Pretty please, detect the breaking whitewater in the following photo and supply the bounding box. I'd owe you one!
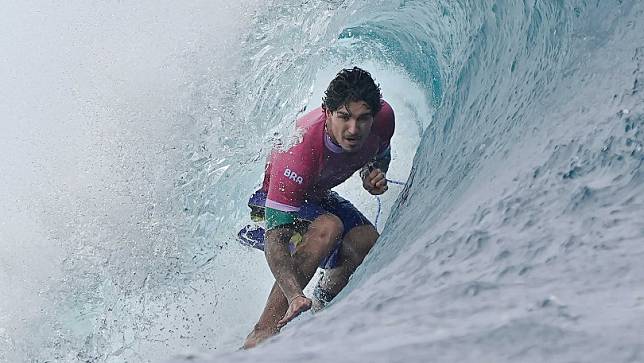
[1,1,643,362]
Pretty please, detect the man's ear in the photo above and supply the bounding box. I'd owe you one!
[324,107,332,120]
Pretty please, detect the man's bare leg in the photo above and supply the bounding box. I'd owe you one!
[243,214,342,349]
[317,224,379,302]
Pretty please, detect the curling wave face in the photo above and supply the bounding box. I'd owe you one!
[203,0,644,362]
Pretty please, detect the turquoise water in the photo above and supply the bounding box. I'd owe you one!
[1,0,643,362]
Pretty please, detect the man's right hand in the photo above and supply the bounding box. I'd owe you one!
[362,168,388,195]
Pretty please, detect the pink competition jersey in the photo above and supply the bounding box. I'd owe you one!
[262,100,395,212]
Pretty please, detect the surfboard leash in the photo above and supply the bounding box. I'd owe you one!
[374,178,407,229]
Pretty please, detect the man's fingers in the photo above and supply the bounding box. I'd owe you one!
[277,317,287,328]
[374,177,387,188]
[363,168,388,194]
[277,296,311,328]
[277,311,293,328]
[369,168,383,179]
[370,174,386,189]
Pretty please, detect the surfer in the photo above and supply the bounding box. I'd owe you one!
[242,67,395,348]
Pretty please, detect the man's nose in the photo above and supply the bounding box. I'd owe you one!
[347,119,359,134]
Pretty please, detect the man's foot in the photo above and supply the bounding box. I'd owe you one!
[242,326,279,349]
[277,295,312,328]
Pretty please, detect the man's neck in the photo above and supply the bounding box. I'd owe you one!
[323,121,343,154]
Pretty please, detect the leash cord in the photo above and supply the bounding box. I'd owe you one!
[374,178,407,229]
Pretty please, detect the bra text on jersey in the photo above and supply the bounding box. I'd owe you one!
[284,168,304,185]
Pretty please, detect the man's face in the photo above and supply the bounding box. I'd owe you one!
[325,100,374,152]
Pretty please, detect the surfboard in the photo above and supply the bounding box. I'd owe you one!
[238,224,266,249]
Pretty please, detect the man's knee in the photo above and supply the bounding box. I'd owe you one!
[299,214,343,255]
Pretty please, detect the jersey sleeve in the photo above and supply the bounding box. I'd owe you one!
[375,100,395,153]
[265,140,318,212]
[373,145,391,174]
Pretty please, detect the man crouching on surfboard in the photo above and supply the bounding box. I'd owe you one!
[242,67,395,348]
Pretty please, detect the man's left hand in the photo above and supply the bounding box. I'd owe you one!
[362,168,388,195]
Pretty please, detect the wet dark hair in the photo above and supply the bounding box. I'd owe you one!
[322,67,382,115]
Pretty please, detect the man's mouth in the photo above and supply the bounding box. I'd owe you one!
[344,136,361,144]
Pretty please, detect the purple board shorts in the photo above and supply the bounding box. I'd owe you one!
[238,189,373,269]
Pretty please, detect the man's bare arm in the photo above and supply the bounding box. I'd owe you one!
[264,227,304,302]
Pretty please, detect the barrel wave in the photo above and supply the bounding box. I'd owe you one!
[2,0,643,362]
[201,0,644,362]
